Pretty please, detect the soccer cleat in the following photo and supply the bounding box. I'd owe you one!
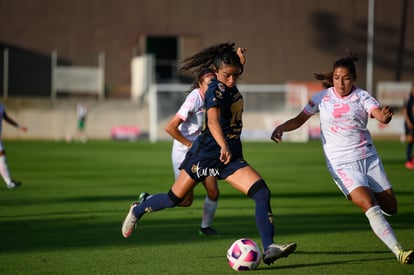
[7,180,21,189]
[397,250,413,264]
[263,243,297,265]
[199,226,220,236]
[405,161,414,169]
[122,202,139,238]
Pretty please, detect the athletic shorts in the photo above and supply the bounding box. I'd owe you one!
[179,151,249,182]
[171,144,189,179]
[327,154,392,197]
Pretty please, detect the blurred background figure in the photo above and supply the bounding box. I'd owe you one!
[76,102,88,143]
[0,103,27,189]
[403,84,414,169]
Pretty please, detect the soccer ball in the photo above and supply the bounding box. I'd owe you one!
[227,238,262,271]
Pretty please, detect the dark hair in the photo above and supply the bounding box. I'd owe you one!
[186,67,216,93]
[180,42,244,76]
[314,52,359,88]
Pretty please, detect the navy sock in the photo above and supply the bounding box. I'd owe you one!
[251,184,274,249]
[406,143,413,161]
[133,193,176,218]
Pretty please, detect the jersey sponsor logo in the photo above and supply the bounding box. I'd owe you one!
[218,83,226,92]
[191,162,220,178]
[332,103,350,118]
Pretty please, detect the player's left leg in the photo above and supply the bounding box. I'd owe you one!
[350,187,412,264]
[226,166,296,265]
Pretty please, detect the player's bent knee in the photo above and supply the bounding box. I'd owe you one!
[168,189,184,206]
[247,179,270,199]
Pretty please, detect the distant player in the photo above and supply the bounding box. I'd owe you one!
[403,84,414,169]
[76,102,87,143]
[0,103,27,189]
[271,52,413,264]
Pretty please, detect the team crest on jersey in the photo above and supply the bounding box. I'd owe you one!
[217,83,226,92]
[215,90,223,99]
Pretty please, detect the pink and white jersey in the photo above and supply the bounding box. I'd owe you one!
[173,88,205,150]
[304,86,380,165]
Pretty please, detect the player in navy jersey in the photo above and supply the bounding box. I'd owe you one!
[122,42,296,265]
[403,84,414,169]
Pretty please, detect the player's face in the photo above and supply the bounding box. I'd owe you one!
[216,64,240,88]
[199,74,215,93]
[333,66,354,97]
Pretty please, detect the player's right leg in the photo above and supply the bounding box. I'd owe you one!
[121,171,196,238]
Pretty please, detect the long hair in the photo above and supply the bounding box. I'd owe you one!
[180,42,244,75]
[186,67,215,93]
[314,52,359,88]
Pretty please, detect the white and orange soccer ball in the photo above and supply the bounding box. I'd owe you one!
[227,238,262,271]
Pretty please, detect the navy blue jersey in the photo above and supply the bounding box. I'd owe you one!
[406,93,414,124]
[189,78,244,160]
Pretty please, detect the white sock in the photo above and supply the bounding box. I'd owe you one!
[365,205,402,256]
[201,196,218,228]
[0,155,12,186]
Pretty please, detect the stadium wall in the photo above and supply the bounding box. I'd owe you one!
[2,98,405,142]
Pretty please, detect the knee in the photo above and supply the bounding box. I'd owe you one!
[168,189,184,207]
[207,189,219,201]
[382,205,397,216]
[179,196,193,207]
[247,179,270,199]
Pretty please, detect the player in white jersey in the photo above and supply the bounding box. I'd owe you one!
[0,103,27,189]
[164,68,220,235]
[270,53,413,264]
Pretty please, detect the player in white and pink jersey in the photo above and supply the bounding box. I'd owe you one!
[271,53,413,264]
[0,103,27,189]
[164,68,220,235]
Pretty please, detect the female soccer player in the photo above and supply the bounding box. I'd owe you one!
[164,67,220,235]
[403,84,414,169]
[122,42,296,265]
[271,53,413,264]
[0,103,27,189]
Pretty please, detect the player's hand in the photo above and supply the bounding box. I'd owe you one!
[19,125,28,132]
[219,145,232,164]
[381,106,394,124]
[270,127,283,143]
[236,47,247,65]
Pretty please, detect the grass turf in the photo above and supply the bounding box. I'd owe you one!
[0,140,413,274]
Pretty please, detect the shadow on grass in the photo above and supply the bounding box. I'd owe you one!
[1,191,413,256]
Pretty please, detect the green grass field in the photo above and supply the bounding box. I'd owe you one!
[0,140,413,274]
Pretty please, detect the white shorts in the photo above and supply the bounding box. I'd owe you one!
[327,154,392,197]
[171,143,189,179]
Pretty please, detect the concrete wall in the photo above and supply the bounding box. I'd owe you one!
[2,98,149,141]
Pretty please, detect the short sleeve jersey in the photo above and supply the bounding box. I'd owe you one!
[304,86,380,165]
[173,88,205,150]
[189,79,244,159]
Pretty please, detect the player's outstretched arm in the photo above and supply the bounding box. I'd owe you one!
[271,111,311,143]
[3,111,28,132]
